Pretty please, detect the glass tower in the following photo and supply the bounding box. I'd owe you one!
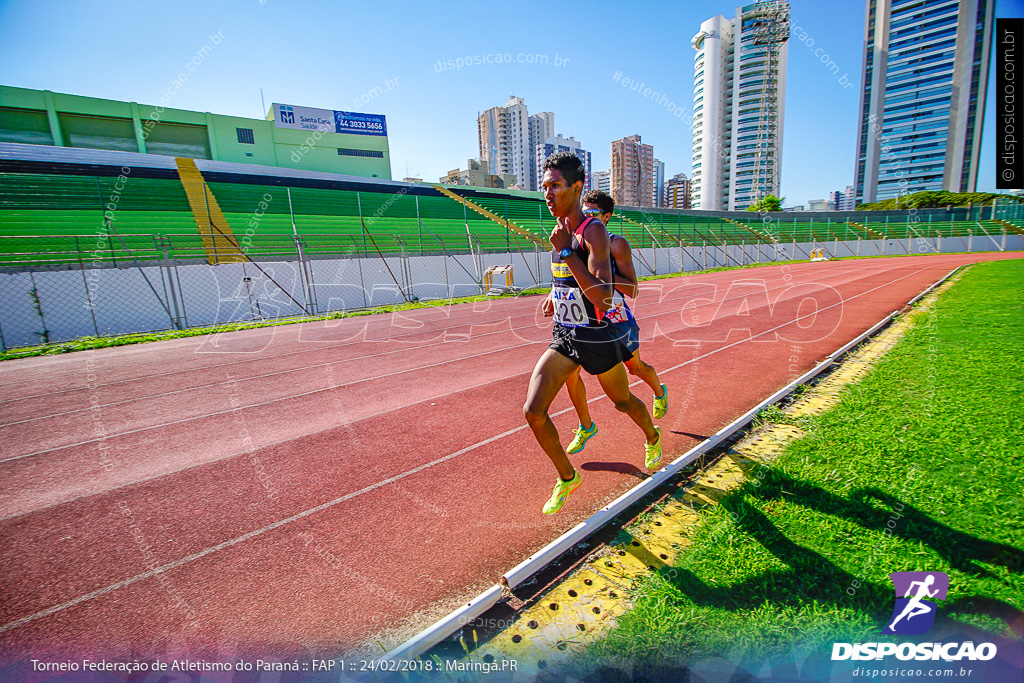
[854,0,993,204]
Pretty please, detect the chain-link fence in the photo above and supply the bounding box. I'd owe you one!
[0,232,529,349]
[3,170,1022,351]
[3,228,1021,351]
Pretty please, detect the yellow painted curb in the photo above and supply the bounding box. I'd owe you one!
[722,216,772,244]
[432,184,544,246]
[849,220,884,239]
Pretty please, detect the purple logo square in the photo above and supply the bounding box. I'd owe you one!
[883,571,949,635]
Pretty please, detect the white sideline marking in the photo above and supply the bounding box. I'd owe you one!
[0,260,878,399]
[0,265,933,634]
[0,422,524,637]
[2,262,876,431]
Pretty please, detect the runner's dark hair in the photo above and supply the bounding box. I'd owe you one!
[542,151,585,186]
[582,190,614,214]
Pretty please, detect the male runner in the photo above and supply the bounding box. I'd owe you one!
[562,190,667,455]
[523,152,661,515]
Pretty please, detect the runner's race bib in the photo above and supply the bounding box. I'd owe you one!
[605,302,628,324]
[552,285,587,327]
[604,289,632,324]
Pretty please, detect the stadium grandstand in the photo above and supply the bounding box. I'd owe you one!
[1,142,1021,268]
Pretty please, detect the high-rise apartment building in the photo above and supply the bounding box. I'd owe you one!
[830,185,856,211]
[653,159,666,208]
[611,134,654,208]
[841,185,855,211]
[665,172,691,209]
[535,134,592,192]
[853,0,993,204]
[593,170,610,194]
[691,2,789,211]
[478,96,553,192]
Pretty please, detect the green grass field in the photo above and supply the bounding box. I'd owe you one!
[582,259,1024,674]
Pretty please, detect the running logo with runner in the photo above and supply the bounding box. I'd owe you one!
[883,571,949,635]
[552,286,587,327]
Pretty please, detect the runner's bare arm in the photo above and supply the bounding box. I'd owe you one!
[580,222,615,312]
[549,221,614,312]
[610,236,639,298]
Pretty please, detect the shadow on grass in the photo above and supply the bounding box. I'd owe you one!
[659,466,1023,637]
[571,463,1023,682]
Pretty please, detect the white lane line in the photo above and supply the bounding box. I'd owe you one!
[0,264,935,634]
[0,259,884,398]
[0,422,527,637]
[1,262,881,426]
[0,263,915,462]
[0,358,551,522]
[0,338,539,463]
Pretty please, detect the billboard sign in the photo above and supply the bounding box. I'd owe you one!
[272,103,387,137]
[333,110,387,136]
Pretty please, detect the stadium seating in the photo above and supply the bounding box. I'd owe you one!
[1,144,1020,268]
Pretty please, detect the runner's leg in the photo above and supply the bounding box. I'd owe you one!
[623,348,664,397]
[564,365,593,429]
[595,363,658,444]
[524,349,582,480]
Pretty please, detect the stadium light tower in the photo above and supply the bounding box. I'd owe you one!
[749,0,790,208]
[691,2,789,210]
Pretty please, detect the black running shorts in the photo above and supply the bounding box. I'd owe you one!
[549,324,634,376]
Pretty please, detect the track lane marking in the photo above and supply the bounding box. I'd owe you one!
[0,263,894,427]
[0,264,895,455]
[0,260,892,399]
[0,264,937,632]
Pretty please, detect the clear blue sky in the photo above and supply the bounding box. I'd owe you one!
[0,0,1021,206]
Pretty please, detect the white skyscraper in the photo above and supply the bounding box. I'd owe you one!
[478,96,553,192]
[691,2,789,211]
[528,111,555,189]
[653,159,665,208]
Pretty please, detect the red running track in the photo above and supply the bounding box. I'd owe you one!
[0,252,1019,665]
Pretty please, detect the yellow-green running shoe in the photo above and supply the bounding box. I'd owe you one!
[644,426,663,470]
[566,421,598,454]
[653,384,668,419]
[542,470,582,515]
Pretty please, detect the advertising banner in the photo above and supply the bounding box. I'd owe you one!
[272,104,387,137]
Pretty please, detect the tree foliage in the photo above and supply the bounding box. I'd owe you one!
[856,191,1018,211]
[745,195,784,212]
